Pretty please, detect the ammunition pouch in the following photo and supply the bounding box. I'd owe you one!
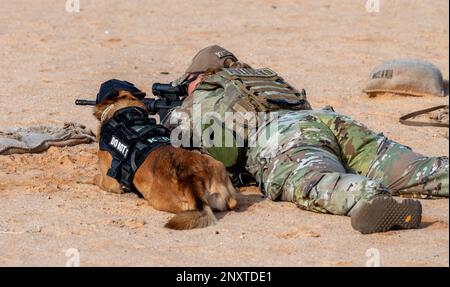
[219,68,312,113]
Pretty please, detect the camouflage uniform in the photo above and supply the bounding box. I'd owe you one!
[246,110,448,215]
[163,45,448,220]
[166,88,448,216]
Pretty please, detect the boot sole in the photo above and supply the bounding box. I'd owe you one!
[351,196,422,234]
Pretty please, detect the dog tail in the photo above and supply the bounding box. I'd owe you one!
[165,176,217,230]
[165,205,217,230]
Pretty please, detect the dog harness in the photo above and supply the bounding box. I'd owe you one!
[99,106,171,197]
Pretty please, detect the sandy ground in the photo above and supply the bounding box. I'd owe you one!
[0,0,448,267]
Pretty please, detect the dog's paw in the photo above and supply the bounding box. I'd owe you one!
[93,174,102,186]
[107,185,125,194]
[227,197,238,210]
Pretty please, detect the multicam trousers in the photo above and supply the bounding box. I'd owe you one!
[246,110,449,215]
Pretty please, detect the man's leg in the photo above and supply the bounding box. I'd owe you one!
[265,147,389,216]
[266,147,422,234]
[365,141,448,198]
[247,111,423,233]
[247,111,388,215]
[316,111,449,198]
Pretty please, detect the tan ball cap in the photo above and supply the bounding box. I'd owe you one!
[185,45,238,73]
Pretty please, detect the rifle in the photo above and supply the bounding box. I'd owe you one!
[75,80,186,121]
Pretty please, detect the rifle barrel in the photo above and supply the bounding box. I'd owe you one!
[75,99,97,106]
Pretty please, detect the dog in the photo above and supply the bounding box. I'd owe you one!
[93,91,237,230]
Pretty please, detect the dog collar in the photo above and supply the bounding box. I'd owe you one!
[101,104,115,122]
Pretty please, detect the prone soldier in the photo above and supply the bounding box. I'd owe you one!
[162,45,449,234]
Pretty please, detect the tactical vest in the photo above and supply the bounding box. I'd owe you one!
[200,67,311,114]
[100,106,171,196]
[191,67,312,180]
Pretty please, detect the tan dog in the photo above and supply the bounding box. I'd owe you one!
[93,91,237,229]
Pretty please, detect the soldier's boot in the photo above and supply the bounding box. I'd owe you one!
[350,195,422,234]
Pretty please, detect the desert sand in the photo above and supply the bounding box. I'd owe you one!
[0,0,448,267]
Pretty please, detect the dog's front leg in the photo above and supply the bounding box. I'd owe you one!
[95,151,124,194]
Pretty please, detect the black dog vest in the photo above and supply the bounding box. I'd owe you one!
[99,106,171,197]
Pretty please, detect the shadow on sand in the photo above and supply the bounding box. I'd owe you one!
[215,191,266,220]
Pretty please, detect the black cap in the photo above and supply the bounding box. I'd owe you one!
[96,79,146,104]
